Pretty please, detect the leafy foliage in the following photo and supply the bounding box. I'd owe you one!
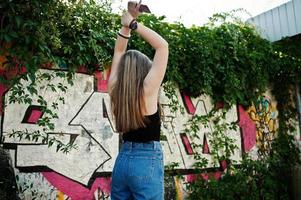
[186,132,300,200]
[1,1,300,106]
[0,1,300,199]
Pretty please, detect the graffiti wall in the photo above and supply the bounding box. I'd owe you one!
[0,68,280,199]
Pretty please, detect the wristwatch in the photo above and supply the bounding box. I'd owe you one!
[129,19,138,30]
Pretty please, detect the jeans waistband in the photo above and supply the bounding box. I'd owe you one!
[122,141,162,150]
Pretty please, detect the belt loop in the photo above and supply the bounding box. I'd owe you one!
[155,141,161,150]
[151,141,155,149]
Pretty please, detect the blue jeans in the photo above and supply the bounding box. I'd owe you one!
[111,141,164,200]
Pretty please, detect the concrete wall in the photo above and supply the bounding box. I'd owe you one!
[0,68,282,200]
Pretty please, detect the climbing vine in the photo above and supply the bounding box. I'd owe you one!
[1,1,300,108]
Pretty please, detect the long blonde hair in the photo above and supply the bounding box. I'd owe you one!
[110,50,152,133]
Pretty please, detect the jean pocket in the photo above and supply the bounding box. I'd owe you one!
[128,156,155,181]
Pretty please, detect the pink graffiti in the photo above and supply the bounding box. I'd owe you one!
[0,84,8,113]
[42,172,111,200]
[215,102,224,109]
[77,65,88,73]
[72,65,110,93]
[0,64,27,80]
[180,133,193,155]
[94,71,109,93]
[186,171,223,182]
[238,105,256,152]
[27,109,43,123]
[181,92,196,115]
[219,160,227,171]
[202,135,210,154]
[180,92,257,152]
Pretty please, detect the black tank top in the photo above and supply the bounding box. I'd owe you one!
[122,110,161,142]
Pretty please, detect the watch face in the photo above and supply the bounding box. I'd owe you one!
[133,22,138,30]
[130,21,138,30]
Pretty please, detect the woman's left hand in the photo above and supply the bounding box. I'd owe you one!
[121,11,135,27]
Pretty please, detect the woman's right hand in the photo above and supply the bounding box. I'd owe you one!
[127,1,141,19]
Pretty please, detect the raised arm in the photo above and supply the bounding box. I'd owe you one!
[108,14,131,92]
[135,23,169,95]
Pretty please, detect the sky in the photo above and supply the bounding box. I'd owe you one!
[109,0,290,27]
